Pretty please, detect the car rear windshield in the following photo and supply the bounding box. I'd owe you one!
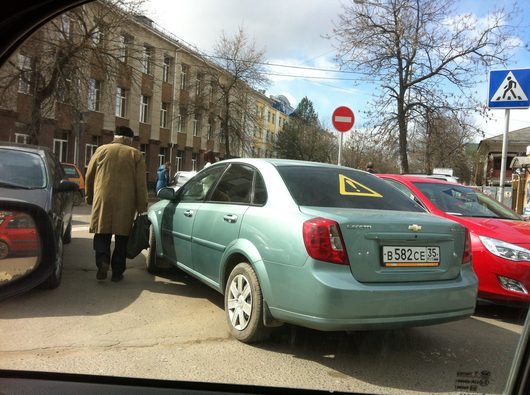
[0,149,46,189]
[62,165,77,177]
[277,166,424,211]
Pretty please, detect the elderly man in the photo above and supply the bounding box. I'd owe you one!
[85,126,148,282]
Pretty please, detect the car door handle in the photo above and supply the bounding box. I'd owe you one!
[184,210,193,217]
[223,214,238,223]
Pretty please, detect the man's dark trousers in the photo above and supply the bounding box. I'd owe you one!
[93,233,128,276]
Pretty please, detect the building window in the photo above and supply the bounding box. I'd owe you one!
[160,102,169,128]
[272,113,276,124]
[18,54,32,94]
[158,147,168,167]
[193,117,199,137]
[115,87,128,117]
[195,74,202,96]
[88,79,101,111]
[14,133,29,144]
[140,144,147,155]
[207,122,212,140]
[176,150,183,171]
[175,115,182,133]
[85,139,99,168]
[180,64,188,90]
[118,34,131,62]
[92,23,104,45]
[140,95,150,123]
[191,152,197,171]
[53,138,68,162]
[163,56,172,83]
[142,45,153,75]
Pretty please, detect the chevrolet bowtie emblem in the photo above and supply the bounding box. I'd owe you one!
[408,224,422,232]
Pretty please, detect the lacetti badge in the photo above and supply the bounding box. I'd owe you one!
[408,224,422,232]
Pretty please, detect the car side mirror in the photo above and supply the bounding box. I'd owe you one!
[157,187,176,200]
[0,200,57,300]
[57,180,79,192]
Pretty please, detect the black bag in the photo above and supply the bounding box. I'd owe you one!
[126,214,150,259]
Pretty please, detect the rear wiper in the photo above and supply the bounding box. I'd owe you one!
[0,181,32,189]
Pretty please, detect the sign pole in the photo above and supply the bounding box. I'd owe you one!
[499,109,510,202]
[332,106,355,167]
[338,132,343,166]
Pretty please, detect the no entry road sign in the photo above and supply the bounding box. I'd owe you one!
[332,106,355,132]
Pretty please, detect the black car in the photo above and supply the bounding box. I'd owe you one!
[0,142,78,293]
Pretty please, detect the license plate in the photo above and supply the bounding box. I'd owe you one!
[382,246,440,267]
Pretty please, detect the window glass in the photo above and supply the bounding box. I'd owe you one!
[414,182,522,219]
[277,165,423,211]
[253,170,267,205]
[179,165,225,202]
[0,149,46,188]
[210,164,253,204]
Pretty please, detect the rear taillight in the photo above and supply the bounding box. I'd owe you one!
[462,229,472,265]
[303,217,349,265]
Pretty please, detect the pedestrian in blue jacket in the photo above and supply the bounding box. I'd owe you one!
[156,162,171,193]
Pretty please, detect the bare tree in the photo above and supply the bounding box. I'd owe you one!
[342,130,400,173]
[209,26,269,158]
[331,0,520,173]
[0,0,149,144]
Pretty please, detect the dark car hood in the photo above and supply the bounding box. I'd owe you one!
[0,187,49,211]
[453,216,530,245]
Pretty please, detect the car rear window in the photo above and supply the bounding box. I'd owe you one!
[62,165,77,177]
[277,166,424,211]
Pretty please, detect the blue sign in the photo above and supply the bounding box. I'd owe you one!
[488,69,530,109]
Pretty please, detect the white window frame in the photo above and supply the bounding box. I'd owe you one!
[18,54,32,94]
[142,45,152,75]
[119,34,130,62]
[53,138,68,162]
[160,102,169,128]
[207,123,212,140]
[180,65,187,90]
[175,152,183,172]
[14,133,29,144]
[163,56,171,83]
[191,153,197,171]
[139,95,150,124]
[175,115,182,133]
[193,118,198,137]
[115,87,127,118]
[88,79,101,111]
[85,143,98,168]
[195,76,201,96]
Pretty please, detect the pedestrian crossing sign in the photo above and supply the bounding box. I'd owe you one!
[488,69,530,109]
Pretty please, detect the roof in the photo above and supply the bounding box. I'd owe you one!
[477,127,530,154]
[0,141,50,155]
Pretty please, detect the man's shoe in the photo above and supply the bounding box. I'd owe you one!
[111,273,124,282]
[96,263,109,280]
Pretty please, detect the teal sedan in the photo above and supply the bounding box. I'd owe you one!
[147,159,478,343]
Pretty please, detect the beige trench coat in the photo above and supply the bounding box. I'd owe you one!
[85,141,148,236]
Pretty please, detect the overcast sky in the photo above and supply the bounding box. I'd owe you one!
[146,0,530,140]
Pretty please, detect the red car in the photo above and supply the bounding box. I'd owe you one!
[0,212,39,259]
[378,174,530,305]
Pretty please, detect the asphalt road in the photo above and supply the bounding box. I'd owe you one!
[0,204,527,395]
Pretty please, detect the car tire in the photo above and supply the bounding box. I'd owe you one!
[0,240,9,259]
[63,221,72,244]
[224,262,270,343]
[146,226,169,274]
[42,235,63,289]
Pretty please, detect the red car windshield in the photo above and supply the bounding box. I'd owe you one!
[413,182,522,220]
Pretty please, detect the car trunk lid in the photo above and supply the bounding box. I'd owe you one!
[300,207,465,283]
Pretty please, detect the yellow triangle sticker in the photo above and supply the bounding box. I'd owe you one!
[339,174,383,197]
